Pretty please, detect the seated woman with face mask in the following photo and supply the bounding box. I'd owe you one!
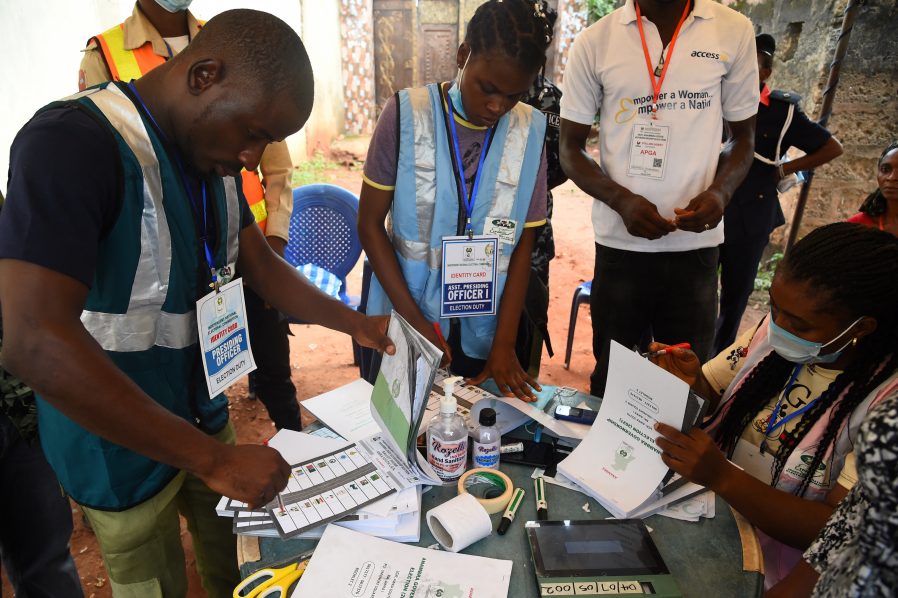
[648,222,898,589]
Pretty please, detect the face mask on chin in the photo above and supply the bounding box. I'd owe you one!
[155,0,193,13]
[767,316,864,365]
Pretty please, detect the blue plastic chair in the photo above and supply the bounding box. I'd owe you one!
[284,183,363,308]
[564,280,592,370]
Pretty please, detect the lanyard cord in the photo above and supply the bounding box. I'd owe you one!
[635,0,691,117]
[763,365,821,441]
[126,81,218,284]
[445,92,493,238]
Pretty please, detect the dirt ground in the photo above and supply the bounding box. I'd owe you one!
[2,161,765,597]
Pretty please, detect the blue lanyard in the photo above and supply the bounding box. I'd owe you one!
[445,93,493,238]
[126,82,218,288]
[764,364,819,439]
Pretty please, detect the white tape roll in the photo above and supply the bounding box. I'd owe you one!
[426,492,493,552]
[456,468,514,514]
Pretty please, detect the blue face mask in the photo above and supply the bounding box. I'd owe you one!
[155,0,193,13]
[448,55,470,121]
[767,316,863,365]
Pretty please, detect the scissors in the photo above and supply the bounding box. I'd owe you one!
[233,559,310,598]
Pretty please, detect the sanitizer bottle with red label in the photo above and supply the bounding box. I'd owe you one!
[427,376,468,483]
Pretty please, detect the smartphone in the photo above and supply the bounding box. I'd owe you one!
[553,405,598,425]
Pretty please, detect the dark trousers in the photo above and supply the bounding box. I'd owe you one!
[714,234,769,355]
[0,414,83,598]
[244,286,300,431]
[589,244,718,397]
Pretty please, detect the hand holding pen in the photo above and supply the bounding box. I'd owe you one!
[641,342,690,358]
[643,342,702,388]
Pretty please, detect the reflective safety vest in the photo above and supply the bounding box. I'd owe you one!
[90,21,268,232]
[36,82,243,510]
[366,83,546,359]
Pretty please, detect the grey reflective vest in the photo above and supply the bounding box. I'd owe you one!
[366,83,546,359]
[36,82,242,510]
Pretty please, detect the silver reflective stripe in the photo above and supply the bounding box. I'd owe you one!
[393,237,442,270]
[408,87,438,245]
[82,310,197,352]
[77,86,193,352]
[486,103,532,274]
[223,177,240,265]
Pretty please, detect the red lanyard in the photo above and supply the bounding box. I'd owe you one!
[635,0,691,118]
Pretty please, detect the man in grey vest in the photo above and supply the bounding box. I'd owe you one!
[0,10,393,596]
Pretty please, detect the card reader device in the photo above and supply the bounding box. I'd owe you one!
[526,520,682,597]
[553,405,598,425]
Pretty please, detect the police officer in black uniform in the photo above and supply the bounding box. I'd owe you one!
[714,33,844,354]
[517,2,567,376]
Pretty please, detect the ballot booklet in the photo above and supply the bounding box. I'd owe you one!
[291,524,512,598]
[558,340,696,518]
[360,311,445,489]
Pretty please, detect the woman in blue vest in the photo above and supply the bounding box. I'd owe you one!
[360,0,552,401]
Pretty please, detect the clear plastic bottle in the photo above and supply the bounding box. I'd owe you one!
[472,408,500,469]
[426,376,468,483]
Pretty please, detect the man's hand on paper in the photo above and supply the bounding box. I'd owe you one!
[653,423,734,491]
[648,342,702,387]
[467,346,541,402]
[197,444,291,509]
[351,314,397,355]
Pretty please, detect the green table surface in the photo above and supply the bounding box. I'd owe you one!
[238,386,764,598]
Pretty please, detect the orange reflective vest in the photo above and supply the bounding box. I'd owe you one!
[89,22,268,233]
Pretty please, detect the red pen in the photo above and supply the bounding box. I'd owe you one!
[432,322,447,348]
[642,342,691,358]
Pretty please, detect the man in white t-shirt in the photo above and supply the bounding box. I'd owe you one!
[559,0,758,396]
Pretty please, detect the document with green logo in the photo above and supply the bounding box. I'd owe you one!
[558,340,689,517]
[291,525,511,598]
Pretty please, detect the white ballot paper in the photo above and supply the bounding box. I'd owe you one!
[291,525,512,598]
[558,341,689,518]
[301,379,380,442]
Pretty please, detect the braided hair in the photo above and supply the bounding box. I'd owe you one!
[857,141,898,217]
[715,223,898,496]
[465,0,554,74]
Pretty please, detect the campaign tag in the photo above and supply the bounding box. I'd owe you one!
[627,120,670,180]
[484,216,518,245]
[197,278,256,398]
[732,438,776,485]
[440,235,498,318]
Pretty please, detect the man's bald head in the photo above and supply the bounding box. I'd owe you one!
[143,9,315,176]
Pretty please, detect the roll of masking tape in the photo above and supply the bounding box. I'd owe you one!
[456,468,514,515]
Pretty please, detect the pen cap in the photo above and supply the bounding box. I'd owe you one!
[478,408,496,427]
[441,376,463,413]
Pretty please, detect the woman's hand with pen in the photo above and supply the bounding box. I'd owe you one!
[646,341,702,387]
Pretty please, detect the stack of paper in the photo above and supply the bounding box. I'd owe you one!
[557,341,692,518]
[217,429,423,541]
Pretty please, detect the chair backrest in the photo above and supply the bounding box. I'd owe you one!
[284,183,363,292]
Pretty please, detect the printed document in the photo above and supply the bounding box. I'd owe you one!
[558,341,689,517]
[291,525,512,598]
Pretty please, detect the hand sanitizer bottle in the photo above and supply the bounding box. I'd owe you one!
[427,376,468,483]
[472,408,500,469]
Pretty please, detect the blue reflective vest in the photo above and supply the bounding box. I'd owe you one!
[367,83,545,359]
